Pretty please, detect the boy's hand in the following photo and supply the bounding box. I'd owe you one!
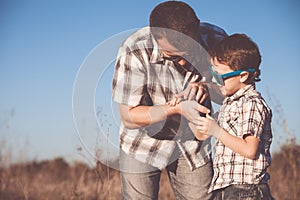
[189,122,210,141]
[197,114,222,138]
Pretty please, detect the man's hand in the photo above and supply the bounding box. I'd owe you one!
[174,82,210,104]
[178,100,210,125]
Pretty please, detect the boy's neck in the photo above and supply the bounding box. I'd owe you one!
[227,83,254,98]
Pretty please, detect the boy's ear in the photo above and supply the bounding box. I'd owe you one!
[239,71,249,83]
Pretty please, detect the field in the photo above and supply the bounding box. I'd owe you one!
[0,141,299,200]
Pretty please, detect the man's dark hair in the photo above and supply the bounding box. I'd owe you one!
[149,1,200,49]
[211,34,262,83]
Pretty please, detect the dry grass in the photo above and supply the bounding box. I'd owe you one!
[268,139,300,200]
[0,158,117,199]
[0,157,174,199]
[0,141,299,199]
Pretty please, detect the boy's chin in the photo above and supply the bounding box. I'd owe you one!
[220,86,228,96]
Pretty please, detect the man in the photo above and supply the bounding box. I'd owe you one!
[112,1,227,199]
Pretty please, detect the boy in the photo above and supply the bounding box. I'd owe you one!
[195,34,274,199]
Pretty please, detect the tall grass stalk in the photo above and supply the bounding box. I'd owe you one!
[106,127,111,200]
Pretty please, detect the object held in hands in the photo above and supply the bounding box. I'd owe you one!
[199,97,211,117]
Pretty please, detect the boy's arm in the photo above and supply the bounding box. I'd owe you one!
[197,115,259,159]
[215,128,259,159]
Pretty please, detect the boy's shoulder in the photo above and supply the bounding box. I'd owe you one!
[243,88,272,113]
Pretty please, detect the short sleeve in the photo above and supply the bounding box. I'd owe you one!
[241,99,267,139]
[112,46,147,107]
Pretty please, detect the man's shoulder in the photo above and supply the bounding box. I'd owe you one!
[121,26,154,49]
[200,22,227,36]
[199,22,228,51]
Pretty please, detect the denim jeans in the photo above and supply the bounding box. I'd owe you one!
[120,149,213,200]
[214,183,274,200]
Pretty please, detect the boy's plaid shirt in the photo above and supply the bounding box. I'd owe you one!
[209,85,273,192]
[112,24,227,170]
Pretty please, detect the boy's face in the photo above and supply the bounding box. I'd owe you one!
[211,58,248,97]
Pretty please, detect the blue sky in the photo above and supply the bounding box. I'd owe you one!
[1,0,299,164]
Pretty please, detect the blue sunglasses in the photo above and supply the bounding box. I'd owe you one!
[209,66,256,85]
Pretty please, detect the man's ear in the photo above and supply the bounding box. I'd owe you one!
[239,71,249,83]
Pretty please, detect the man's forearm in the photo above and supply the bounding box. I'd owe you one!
[119,104,179,129]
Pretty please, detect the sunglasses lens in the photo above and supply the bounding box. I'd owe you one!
[209,66,224,85]
[163,56,183,62]
[215,76,224,85]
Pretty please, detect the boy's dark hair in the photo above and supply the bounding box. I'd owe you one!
[149,1,200,50]
[211,34,262,83]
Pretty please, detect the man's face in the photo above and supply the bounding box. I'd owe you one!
[157,37,188,66]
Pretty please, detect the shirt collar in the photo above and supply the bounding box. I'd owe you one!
[149,34,165,64]
[224,84,255,104]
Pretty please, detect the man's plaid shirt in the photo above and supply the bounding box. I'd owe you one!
[209,85,273,192]
[112,23,227,170]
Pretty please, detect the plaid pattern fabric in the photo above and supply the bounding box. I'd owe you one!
[209,85,273,192]
[112,23,227,170]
